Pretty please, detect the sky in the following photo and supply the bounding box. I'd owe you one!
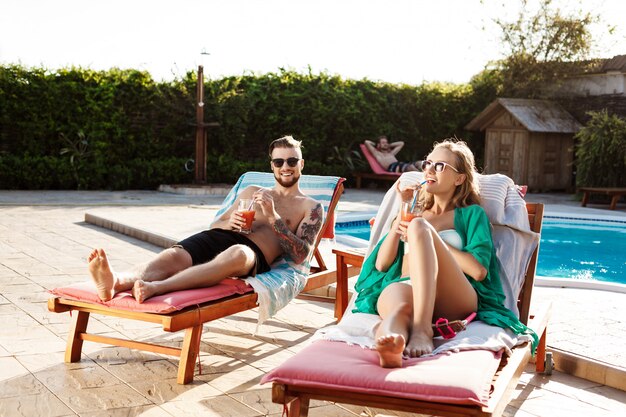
[1,0,625,85]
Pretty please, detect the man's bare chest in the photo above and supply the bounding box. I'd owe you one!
[275,200,305,231]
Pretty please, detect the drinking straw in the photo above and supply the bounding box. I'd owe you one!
[247,199,255,211]
[410,180,428,211]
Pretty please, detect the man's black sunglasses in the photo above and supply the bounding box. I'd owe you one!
[271,157,301,168]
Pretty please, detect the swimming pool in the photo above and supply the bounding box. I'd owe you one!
[335,216,626,285]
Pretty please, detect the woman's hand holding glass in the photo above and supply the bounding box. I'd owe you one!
[398,200,423,241]
[395,181,423,242]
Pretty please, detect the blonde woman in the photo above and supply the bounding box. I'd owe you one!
[353,139,537,368]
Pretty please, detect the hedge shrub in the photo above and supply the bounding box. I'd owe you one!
[575,110,626,188]
[0,65,493,189]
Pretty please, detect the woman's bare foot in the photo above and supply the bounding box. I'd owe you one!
[404,329,434,358]
[375,334,405,368]
[88,249,116,301]
[132,280,158,303]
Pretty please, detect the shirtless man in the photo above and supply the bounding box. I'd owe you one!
[364,136,419,173]
[87,136,324,303]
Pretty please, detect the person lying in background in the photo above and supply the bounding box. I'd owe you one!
[364,136,419,172]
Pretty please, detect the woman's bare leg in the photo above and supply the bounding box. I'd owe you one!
[374,282,413,367]
[404,219,477,357]
[88,247,192,301]
[132,244,257,303]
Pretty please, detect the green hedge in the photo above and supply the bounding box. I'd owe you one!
[0,154,192,190]
[0,65,494,189]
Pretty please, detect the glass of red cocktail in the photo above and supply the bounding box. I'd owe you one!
[237,199,256,234]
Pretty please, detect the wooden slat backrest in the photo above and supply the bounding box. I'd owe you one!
[517,203,544,325]
[311,180,345,272]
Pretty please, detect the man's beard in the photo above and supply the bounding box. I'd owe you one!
[275,172,300,188]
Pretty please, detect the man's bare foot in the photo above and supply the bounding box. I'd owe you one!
[88,249,116,301]
[132,280,158,303]
[375,334,405,368]
[404,330,434,358]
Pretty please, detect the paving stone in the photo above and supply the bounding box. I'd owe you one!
[129,378,222,405]
[52,384,153,413]
[198,364,266,394]
[1,191,624,417]
[0,391,74,417]
[159,395,262,417]
[78,405,172,417]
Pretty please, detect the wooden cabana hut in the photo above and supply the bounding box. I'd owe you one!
[466,98,581,191]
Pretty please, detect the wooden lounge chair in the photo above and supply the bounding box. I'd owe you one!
[578,187,626,210]
[47,172,345,384]
[353,144,401,188]
[266,202,551,417]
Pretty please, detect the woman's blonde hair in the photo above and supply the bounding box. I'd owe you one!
[421,138,480,209]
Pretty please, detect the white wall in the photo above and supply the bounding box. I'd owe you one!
[558,72,626,96]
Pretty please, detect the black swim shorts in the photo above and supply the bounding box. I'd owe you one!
[388,161,416,173]
[388,161,407,172]
[175,228,271,276]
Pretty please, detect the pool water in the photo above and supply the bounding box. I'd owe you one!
[335,218,626,284]
[537,219,625,283]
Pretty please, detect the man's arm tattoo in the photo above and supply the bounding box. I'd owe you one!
[273,204,324,264]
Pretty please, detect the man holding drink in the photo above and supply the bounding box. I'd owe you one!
[236,199,256,234]
[87,136,324,303]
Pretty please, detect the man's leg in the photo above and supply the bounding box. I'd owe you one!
[88,247,192,301]
[132,244,257,303]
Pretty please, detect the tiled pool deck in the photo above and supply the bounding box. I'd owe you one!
[0,188,625,416]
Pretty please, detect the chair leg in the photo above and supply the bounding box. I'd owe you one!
[580,191,589,207]
[65,310,90,363]
[288,396,310,417]
[177,324,203,384]
[535,327,547,373]
[334,257,348,320]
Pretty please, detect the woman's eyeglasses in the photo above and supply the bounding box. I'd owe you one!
[271,157,301,168]
[420,160,459,173]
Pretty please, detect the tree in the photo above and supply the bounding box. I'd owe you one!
[491,0,604,98]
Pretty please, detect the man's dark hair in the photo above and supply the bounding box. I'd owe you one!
[268,135,302,157]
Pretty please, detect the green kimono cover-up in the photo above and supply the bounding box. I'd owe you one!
[353,204,538,352]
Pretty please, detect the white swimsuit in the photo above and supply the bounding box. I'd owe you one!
[438,229,463,250]
[403,229,463,255]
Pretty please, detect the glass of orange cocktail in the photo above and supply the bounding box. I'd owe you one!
[400,200,422,241]
[237,199,256,234]
[401,200,422,222]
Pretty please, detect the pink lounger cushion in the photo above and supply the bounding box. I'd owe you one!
[262,340,502,406]
[49,278,254,314]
